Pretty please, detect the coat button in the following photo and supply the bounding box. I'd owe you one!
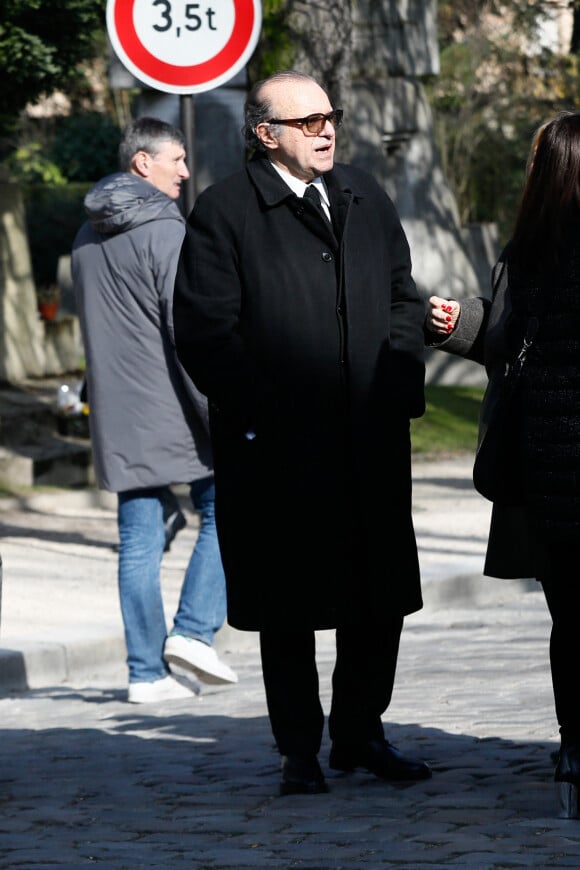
[322,252,333,262]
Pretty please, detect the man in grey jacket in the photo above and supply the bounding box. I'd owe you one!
[72,117,237,703]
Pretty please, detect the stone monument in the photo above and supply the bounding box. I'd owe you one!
[0,169,45,381]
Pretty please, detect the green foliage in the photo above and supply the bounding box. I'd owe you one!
[411,385,484,456]
[4,111,121,189]
[0,0,107,152]
[50,112,122,182]
[247,0,294,84]
[5,142,67,185]
[428,1,580,243]
[23,182,90,288]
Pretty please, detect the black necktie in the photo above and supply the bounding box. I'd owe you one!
[304,184,331,225]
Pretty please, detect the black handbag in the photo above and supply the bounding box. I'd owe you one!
[472,260,539,507]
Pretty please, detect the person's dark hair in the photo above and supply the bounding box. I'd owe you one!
[118,116,186,171]
[511,111,580,273]
[242,70,322,151]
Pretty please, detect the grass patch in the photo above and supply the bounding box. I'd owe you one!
[411,384,484,456]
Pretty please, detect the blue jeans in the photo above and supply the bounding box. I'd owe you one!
[117,477,227,682]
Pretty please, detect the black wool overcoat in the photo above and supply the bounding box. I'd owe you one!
[424,248,541,581]
[174,154,426,631]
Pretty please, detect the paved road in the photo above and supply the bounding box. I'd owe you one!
[1,457,578,869]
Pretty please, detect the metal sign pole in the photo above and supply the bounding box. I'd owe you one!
[180,94,196,217]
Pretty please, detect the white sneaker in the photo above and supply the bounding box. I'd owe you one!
[127,674,200,704]
[164,635,238,685]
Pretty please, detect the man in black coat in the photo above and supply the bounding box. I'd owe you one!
[174,70,431,795]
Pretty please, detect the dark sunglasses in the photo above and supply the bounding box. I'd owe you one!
[267,109,343,136]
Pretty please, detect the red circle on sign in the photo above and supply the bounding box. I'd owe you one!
[113,0,257,87]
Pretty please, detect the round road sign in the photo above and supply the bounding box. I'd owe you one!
[107,0,262,94]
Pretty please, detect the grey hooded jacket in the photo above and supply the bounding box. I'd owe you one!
[72,172,213,492]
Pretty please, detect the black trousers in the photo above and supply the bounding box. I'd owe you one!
[259,616,403,757]
[540,553,580,738]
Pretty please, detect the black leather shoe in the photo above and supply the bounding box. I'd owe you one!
[556,737,580,783]
[555,737,580,819]
[280,754,329,796]
[329,737,431,781]
[164,508,187,552]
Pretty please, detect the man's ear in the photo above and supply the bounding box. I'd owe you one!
[255,123,278,152]
[131,150,151,178]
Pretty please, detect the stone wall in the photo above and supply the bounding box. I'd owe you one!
[0,173,84,381]
[0,172,45,381]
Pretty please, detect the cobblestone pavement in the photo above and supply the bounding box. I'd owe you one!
[1,459,580,868]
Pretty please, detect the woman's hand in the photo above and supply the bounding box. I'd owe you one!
[427,296,460,335]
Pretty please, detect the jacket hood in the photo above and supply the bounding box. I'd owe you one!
[83,172,183,235]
